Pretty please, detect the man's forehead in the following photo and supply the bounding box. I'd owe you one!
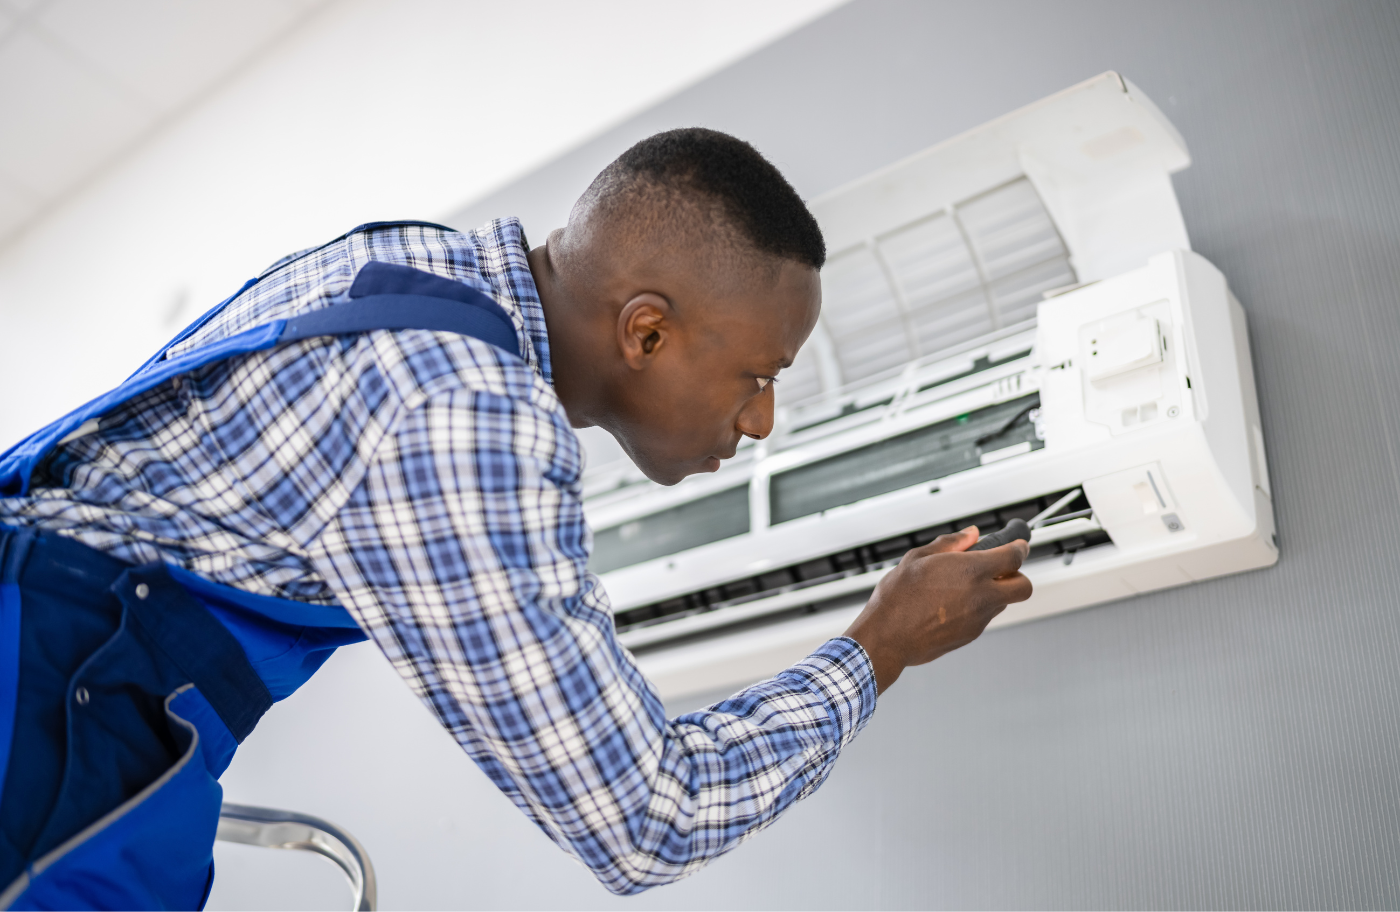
[713,260,819,310]
[703,287,815,334]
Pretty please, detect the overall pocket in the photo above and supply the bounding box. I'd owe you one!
[0,545,270,911]
[3,685,227,912]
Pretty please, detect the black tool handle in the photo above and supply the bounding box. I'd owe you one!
[967,517,1032,551]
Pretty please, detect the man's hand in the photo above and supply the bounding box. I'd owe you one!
[842,527,1033,694]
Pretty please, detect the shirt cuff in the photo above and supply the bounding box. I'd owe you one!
[783,636,879,747]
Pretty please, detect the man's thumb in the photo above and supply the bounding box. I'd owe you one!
[922,525,979,553]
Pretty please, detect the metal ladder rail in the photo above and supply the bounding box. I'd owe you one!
[216,802,377,911]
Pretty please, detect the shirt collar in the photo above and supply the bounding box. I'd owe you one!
[473,218,554,387]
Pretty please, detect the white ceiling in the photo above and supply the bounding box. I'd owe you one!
[0,0,329,247]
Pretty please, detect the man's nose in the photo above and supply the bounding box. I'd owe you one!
[736,387,775,440]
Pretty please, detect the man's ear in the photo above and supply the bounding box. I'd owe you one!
[617,293,674,370]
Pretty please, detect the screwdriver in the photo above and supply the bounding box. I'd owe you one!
[967,517,1032,551]
[966,488,1085,551]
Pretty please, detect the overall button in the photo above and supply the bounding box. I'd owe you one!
[75,687,90,706]
[135,583,149,599]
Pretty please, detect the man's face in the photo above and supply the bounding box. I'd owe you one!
[608,260,821,485]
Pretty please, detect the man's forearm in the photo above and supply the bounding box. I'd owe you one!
[447,635,877,894]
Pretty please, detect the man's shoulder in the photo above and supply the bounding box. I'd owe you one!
[169,219,546,373]
[166,217,559,420]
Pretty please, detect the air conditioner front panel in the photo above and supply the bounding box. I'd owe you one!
[581,76,1274,702]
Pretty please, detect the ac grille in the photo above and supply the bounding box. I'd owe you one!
[614,487,1108,636]
[777,176,1074,408]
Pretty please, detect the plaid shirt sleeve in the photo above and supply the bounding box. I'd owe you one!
[310,375,878,894]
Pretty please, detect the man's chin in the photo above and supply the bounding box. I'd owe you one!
[639,455,721,486]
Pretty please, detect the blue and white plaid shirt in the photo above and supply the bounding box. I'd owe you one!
[0,220,877,894]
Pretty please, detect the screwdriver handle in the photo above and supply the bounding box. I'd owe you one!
[967,517,1032,551]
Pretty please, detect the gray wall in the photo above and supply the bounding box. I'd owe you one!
[212,2,1400,909]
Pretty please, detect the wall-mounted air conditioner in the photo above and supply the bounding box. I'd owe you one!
[579,73,1277,701]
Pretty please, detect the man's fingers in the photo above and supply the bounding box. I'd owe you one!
[1001,571,1034,603]
[971,539,1029,579]
[966,575,1033,624]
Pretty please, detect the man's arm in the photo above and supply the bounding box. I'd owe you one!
[310,377,1026,894]
[310,381,881,893]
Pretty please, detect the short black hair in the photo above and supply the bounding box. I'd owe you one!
[583,128,826,270]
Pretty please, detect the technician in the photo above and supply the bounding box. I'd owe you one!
[0,129,1031,909]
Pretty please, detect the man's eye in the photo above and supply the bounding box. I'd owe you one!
[756,377,772,391]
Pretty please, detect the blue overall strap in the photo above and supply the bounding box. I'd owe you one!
[0,261,520,497]
[283,260,521,352]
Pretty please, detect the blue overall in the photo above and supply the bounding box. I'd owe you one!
[0,222,522,910]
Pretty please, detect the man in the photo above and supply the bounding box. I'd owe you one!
[0,128,1030,907]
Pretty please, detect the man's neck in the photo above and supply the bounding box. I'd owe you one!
[529,241,607,430]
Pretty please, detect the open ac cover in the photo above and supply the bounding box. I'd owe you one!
[579,72,1278,701]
